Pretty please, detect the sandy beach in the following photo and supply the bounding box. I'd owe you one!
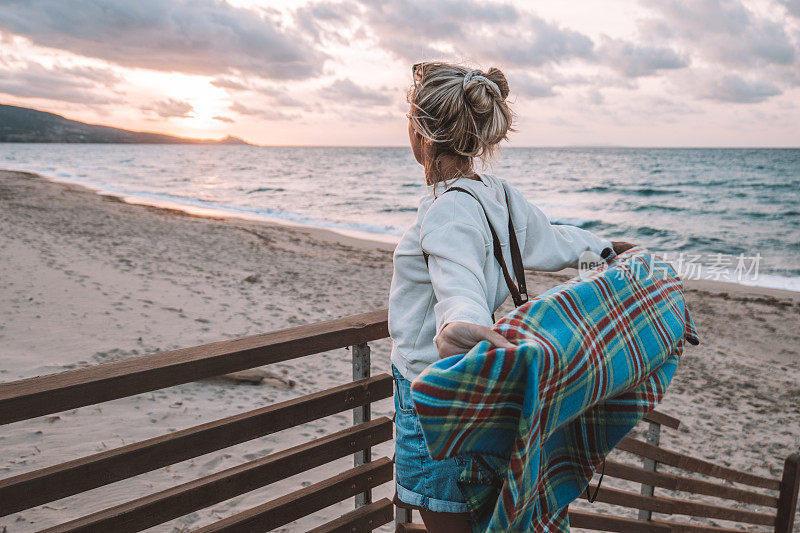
[1,170,798,532]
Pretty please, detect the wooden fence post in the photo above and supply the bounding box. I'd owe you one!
[775,453,800,533]
[638,421,661,521]
[395,507,413,528]
[352,342,372,508]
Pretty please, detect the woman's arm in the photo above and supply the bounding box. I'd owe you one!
[612,241,635,254]
[518,196,615,271]
[421,220,514,358]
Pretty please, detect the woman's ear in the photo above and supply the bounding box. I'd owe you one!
[413,128,426,147]
[409,123,426,165]
[420,135,436,162]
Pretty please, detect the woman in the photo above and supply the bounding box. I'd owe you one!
[388,62,633,532]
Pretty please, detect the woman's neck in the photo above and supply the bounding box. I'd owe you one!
[425,154,477,185]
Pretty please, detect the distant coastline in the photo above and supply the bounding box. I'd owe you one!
[0,103,251,145]
[1,104,796,148]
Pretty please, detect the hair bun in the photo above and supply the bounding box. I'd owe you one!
[462,70,501,98]
[407,61,515,168]
[484,67,510,99]
[462,71,499,114]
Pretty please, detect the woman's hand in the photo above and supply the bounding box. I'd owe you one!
[436,321,515,359]
[612,241,636,255]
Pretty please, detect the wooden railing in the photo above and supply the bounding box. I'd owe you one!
[0,310,395,532]
[2,309,798,533]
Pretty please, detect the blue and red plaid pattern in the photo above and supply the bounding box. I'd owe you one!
[410,247,699,532]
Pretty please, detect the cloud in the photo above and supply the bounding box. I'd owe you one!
[596,37,688,77]
[356,0,593,67]
[640,0,797,69]
[0,0,327,80]
[319,78,392,105]
[357,0,516,61]
[0,61,122,104]
[778,0,800,17]
[294,1,360,44]
[507,69,635,100]
[146,98,194,118]
[229,102,259,115]
[510,73,556,98]
[213,115,234,123]
[584,88,604,105]
[211,77,250,91]
[488,16,594,67]
[634,0,798,104]
[689,72,782,103]
[260,87,307,108]
[210,77,307,108]
[229,102,299,121]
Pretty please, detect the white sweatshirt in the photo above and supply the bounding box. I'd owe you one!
[388,173,613,381]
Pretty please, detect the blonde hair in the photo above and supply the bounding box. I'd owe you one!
[407,62,515,186]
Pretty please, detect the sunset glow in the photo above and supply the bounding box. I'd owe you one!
[1,0,798,146]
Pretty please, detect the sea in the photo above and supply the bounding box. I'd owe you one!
[2,144,798,291]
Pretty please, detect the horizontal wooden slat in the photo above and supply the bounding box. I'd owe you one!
[603,460,778,507]
[395,524,426,533]
[393,514,673,533]
[194,457,393,533]
[0,375,392,517]
[306,498,393,533]
[618,437,781,491]
[643,410,681,430]
[38,418,393,533]
[395,513,769,532]
[580,483,775,526]
[651,519,765,533]
[568,510,671,532]
[0,309,389,425]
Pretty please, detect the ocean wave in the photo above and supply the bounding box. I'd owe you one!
[731,273,800,292]
[247,187,285,194]
[122,192,408,237]
[578,185,681,196]
[636,226,674,238]
[631,204,685,213]
[672,179,730,187]
[33,174,408,240]
[741,209,800,220]
[379,207,417,213]
[748,181,800,190]
[551,217,602,229]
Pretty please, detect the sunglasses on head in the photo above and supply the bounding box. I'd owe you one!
[411,62,427,88]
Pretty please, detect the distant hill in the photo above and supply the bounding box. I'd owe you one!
[0,104,251,145]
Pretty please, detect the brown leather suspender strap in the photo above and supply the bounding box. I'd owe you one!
[503,187,528,304]
[422,186,529,309]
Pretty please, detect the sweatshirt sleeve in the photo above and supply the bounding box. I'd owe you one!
[421,220,494,345]
[519,196,614,271]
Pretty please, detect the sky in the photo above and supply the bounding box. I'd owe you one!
[0,0,798,147]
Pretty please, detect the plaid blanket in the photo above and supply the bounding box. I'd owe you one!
[410,247,699,532]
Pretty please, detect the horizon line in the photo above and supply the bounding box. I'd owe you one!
[212,144,800,149]
[2,142,798,149]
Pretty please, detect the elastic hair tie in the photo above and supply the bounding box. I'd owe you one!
[463,69,502,99]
